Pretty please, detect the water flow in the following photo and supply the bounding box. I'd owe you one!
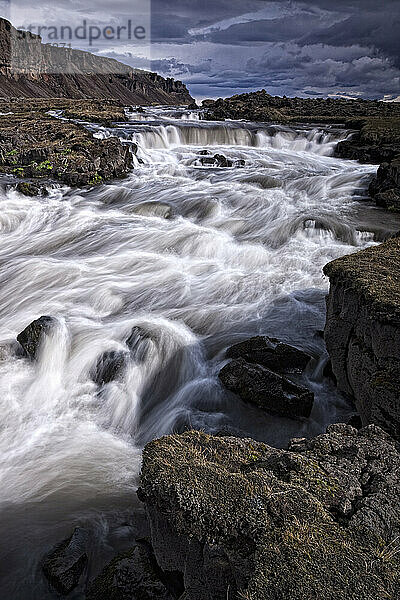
[0,106,398,599]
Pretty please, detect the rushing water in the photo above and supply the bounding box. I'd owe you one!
[0,106,399,599]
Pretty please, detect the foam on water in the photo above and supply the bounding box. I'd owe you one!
[0,106,398,598]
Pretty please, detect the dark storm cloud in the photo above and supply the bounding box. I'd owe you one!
[3,0,399,99]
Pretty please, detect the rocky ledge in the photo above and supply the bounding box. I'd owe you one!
[0,99,133,189]
[137,426,400,600]
[324,237,400,438]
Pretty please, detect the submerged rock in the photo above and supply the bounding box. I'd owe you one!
[132,202,174,219]
[42,527,89,596]
[86,543,176,600]
[219,358,313,419]
[138,425,400,600]
[126,326,155,363]
[17,315,56,360]
[226,336,311,374]
[91,350,129,386]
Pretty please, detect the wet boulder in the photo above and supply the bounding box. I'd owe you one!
[15,181,49,197]
[42,527,89,596]
[219,358,314,419]
[200,153,233,168]
[226,336,311,374]
[17,315,56,360]
[86,543,175,600]
[132,201,174,220]
[91,350,129,385]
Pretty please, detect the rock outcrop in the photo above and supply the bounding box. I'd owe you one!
[0,18,193,105]
[324,237,400,438]
[0,102,133,188]
[138,426,400,600]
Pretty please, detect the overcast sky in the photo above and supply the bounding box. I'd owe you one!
[3,0,400,100]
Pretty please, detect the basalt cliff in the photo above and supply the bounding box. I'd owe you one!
[0,18,193,105]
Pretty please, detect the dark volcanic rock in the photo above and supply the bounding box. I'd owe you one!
[86,544,175,600]
[17,315,56,359]
[92,350,129,386]
[226,335,311,374]
[369,157,400,212]
[42,527,89,596]
[324,237,400,438]
[200,153,233,167]
[219,358,313,419]
[138,426,400,600]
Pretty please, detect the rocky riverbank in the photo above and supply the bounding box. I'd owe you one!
[0,98,133,190]
[134,426,400,600]
[204,90,400,212]
[324,236,400,439]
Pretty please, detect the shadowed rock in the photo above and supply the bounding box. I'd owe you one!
[226,336,311,374]
[219,358,314,419]
[17,315,56,359]
[138,425,400,600]
[42,527,89,596]
[86,543,176,600]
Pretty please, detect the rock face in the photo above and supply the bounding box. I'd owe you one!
[0,18,193,105]
[219,358,314,419]
[138,426,400,600]
[17,315,56,359]
[219,336,313,419]
[369,157,400,211]
[324,237,400,438]
[42,527,89,595]
[86,543,177,600]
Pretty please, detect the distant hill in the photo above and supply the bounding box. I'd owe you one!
[0,18,193,105]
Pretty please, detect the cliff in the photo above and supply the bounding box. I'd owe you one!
[324,237,400,438]
[0,18,193,105]
[135,426,400,600]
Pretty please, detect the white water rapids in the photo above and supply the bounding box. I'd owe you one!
[0,106,399,598]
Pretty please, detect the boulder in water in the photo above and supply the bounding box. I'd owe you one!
[200,153,233,168]
[226,336,311,374]
[219,358,314,419]
[86,543,176,600]
[91,350,129,385]
[15,181,49,197]
[132,202,174,219]
[42,527,89,596]
[17,315,56,360]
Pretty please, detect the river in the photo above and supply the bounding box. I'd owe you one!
[0,106,398,598]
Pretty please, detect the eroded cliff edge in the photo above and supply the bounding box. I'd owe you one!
[133,427,400,600]
[324,237,400,438]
